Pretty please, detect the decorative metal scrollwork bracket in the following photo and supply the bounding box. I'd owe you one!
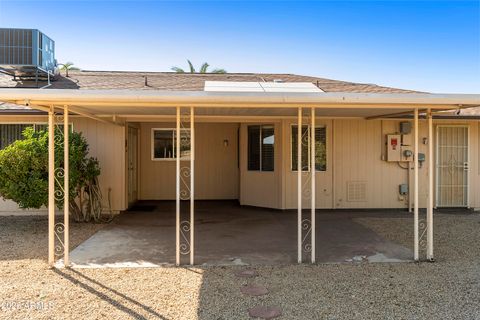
[419,218,427,252]
[302,218,312,254]
[54,222,65,257]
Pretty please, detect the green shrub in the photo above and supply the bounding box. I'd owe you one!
[0,127,103,222]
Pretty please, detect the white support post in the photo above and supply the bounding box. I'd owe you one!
[414,108,419,261]
[310,107,316,263]
[48,106,55,267]
[63,106,70,267]
[297,107,302,263]
[190,107,195,265]
[176,106,180,266]
[408,161,412,213]
[427,109,434,261]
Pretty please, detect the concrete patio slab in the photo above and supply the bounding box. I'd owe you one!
[67,201,412,267]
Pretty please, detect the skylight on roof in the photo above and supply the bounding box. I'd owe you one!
[204,81,324,93]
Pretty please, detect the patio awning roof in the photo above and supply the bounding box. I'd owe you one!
[0,88,479,121]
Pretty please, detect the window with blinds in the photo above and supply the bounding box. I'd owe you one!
[247,125,274,171]
[0,124,31,150]
[0,123,73,150]
[291,125,327,171]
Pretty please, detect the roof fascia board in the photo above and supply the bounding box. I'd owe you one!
[0,89,478,109]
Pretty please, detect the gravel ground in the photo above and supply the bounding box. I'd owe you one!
[0,213,479,320]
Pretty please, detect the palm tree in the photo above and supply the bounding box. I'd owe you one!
[171,60,226,74]
[59,62,80,77]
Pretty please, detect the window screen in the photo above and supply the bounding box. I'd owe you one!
[291,125,327,171]
[248,125,274,171]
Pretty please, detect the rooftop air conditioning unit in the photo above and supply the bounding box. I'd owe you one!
[0,28,57,80]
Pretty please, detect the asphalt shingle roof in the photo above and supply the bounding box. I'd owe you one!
[0,70,478,115]
[0,70,420,93]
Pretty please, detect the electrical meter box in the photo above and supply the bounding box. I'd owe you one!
[387,134,401,161]
[401,134,412,146]
[399,184,408,195]
[401,147,414,162]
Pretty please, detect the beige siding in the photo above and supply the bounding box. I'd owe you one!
[239,122,283,208]
[331,119,423,208]
[139,122,239,200]
[283,119,334,209]
[73,118,126,211]
[0,115,479,213]
[0,116,126,213]
[281,118,480,210]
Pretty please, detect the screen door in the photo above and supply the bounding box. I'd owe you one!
[436,126,469,207]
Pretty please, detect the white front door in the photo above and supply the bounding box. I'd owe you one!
[436,125,469,207]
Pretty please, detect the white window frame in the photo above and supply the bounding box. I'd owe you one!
[151,128,191,161]
[290,124,327,172]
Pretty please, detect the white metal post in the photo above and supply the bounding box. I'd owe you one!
[414,108,419,261]
[310,107,316,263]
[408,161,412,213]
[176,106,180,266]
[48,106,55,267]
[190,107,195,265]
[427,109,434,260]
[63,106,70,267]
[297,107,302,263]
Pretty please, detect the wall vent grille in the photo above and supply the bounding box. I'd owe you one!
[347,181,367,202]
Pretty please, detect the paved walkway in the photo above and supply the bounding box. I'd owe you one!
[68,201,412,267]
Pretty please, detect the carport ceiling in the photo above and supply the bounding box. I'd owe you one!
[68,106,427,118]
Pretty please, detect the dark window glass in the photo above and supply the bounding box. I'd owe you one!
[247,126,260,170]
[315,127,327,171]
[291,125,309,171]
[0,124,31,150]
[152,129,190,160]
[153,130,174,159]
[248,125,274,171]
[291,125,327,171]
[261,126,274,171]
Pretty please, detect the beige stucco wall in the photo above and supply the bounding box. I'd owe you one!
[0,116,126,214]
[138,122,239,200]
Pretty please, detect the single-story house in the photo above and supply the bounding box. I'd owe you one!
[0,70,479,266]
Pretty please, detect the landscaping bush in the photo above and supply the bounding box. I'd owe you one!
[0,127,104,222]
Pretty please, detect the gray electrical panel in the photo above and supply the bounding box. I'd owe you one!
[399,184,408,195]
[400,122,412,134]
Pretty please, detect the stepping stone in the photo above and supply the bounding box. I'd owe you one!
[241,284,269,296]
[235,269,258,278]
[248,305,282,319]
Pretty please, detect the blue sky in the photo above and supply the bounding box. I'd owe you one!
[0,1,478,93]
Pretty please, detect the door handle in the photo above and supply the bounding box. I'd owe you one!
[463,162,469,171]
